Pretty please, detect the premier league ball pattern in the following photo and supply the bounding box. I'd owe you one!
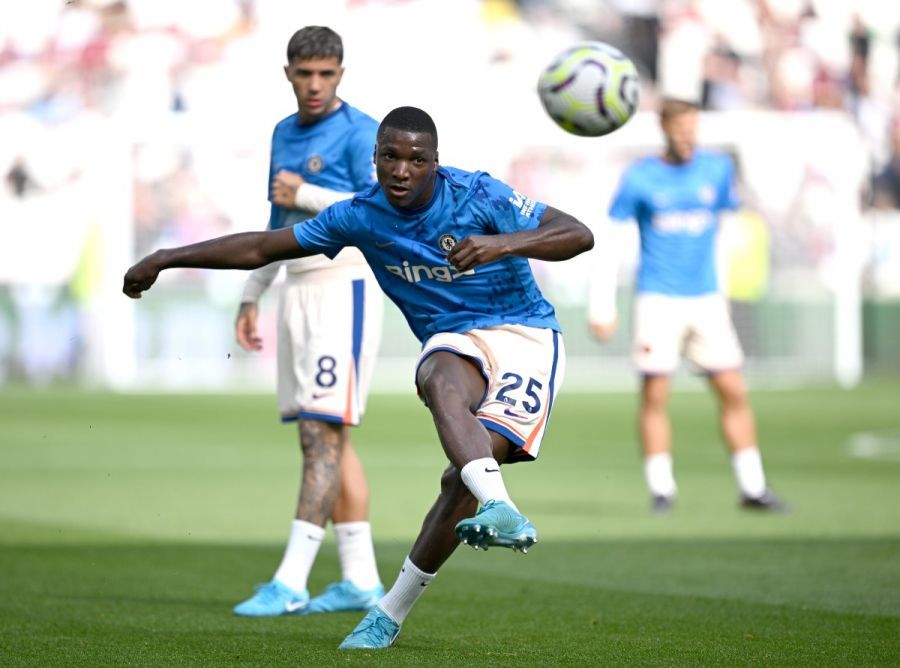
[537,41,640,137]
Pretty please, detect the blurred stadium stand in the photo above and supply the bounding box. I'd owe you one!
[0,0,898,390]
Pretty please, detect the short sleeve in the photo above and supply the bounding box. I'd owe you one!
[346,122,378,190]
[266,126,279,228]
[608,167,640,222]
[292,200,353,259]
[717,154,740,211]
[473,174,548,234]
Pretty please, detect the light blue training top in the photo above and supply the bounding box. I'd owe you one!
[293,166,559,342]
[267,102,378,229]
[608,149,739,296]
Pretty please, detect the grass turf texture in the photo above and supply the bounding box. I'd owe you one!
[1,382,899,665]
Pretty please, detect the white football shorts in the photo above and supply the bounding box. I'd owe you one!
[416,324,566,462]
[277,273,383,425]
[632,292,744,375]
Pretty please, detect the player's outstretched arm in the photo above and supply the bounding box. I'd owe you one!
[447,206,594,272]
[123,227,307,299]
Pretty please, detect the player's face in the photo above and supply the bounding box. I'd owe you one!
[661,109,698,164]
[374,129,438,210]
[284,56,344,124]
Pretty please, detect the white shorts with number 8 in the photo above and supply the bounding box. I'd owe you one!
[277,274,383,425]
[416,325,566,462]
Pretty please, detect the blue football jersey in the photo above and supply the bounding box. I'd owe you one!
[609,150,739,296]
[292,166,560,342]
[268,102,378,230]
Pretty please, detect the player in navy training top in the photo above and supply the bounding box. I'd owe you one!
[124,106,594,649]
[588,97,786,514]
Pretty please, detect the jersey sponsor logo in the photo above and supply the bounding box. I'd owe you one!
[307,155,324,174]
[509,190,537,218]
[651,210,713,235]
[698,184,716,205]
[438,234,457,252]
[384,260,474,283]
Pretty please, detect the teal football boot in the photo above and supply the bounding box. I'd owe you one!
[307,580,384,614]
[232,580,310,616]
[454,500,537,553]
[338,606,401,650]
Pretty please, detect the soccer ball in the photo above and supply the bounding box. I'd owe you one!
[537,42,640,137]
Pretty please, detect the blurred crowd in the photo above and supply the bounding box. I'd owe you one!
[0,0,898,385]
[1,0,898,209]
[519,0,900,208]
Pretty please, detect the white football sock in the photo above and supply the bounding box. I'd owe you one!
[460,457,517,510]
[731,447,767,498]
[377,556,434,624]
[333,521,381,590]
[644,452,677,498]
[272,519,324,594]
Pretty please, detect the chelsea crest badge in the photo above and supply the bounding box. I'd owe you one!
[439,234,457,253]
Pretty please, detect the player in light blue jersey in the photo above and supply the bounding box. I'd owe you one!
[296,164,562,341]
[231,26,385,619]
[588,98,786,514]
[124,106,594,649]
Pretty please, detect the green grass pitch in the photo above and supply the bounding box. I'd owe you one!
[1,380,899,666]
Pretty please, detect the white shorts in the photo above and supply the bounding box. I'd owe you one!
[277,274,383,425]
[416,325,566,462]
[632,293,744,375]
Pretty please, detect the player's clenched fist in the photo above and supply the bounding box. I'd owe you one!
[271,170,305,208]
[446,235,507,272]
[122,252,163,298]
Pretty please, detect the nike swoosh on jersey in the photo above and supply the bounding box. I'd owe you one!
[375,241,395,248]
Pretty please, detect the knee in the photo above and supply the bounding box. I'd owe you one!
[298,421,343,459]
[641,393,668,414]
[715,381,750,411]
[721,391,751,413]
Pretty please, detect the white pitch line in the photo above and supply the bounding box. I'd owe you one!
[847,431,900,461]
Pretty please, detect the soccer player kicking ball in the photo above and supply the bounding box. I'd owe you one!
[124,106,594,650]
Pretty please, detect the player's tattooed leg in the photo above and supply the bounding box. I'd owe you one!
[296,420,345,525]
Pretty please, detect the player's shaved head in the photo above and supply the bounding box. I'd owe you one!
[378,107,438,146]
[287,26,343,63]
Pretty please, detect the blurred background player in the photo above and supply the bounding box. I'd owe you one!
[588,97,786,514]
[231,26,385,617]
[123,106,595,649]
